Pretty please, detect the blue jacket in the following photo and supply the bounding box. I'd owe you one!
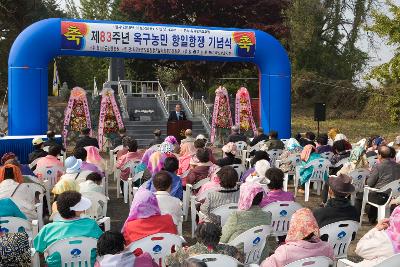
[146,171,183,200]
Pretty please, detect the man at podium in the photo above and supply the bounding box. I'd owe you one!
[168,104,187,121]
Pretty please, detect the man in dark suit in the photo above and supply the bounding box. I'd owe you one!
[250,127,269,147]
[227,125,247,143]
[355,145,400,223]
[168,104,187,121]
[75,127,99,149]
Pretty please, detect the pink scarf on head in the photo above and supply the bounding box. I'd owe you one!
[286,208,320,243]
[238,182,264,210]
[85,146,105,171]
[178,143,196,175]
[179,142,196,157]
[122,189,160,232]
[301,144,315,162]
[197,164,221,195]
[386,206,400,253]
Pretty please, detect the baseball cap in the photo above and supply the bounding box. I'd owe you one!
[32,137,44,146]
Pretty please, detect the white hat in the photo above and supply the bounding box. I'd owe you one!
[70,196,92,211]
[32,137,44,146]
[65,156,82,174]
[196,134,207,141]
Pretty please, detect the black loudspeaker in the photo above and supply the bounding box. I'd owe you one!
[314,103,326,121]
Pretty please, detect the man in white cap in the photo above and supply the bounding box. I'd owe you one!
[28,137,48,164]
[59,156,92,184]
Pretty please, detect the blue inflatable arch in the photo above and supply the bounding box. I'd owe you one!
[8,18,291,137]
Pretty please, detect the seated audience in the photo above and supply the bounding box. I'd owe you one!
[181,129,195,144]
[355,145,400,224]
[122,189,177,245]
[220,183,271,257]
[34,191,102,267]
[196,165,221,197]
[28,137,48,165]
[147,141,176,174]
[85,146,106,172]
[299,131,316,147]
[337,146,369,175]
[353,207,400,266]
[43,130,65,151]
[250,127,269,147]
[74,147,104,176]
[313,174,358,229]
[260,168,294,207]
[227,125,247,143]
[75,127,99,149]
[299,144,327,187]
[177,141,197,175]
[186,148,213,186]
[112,128,127,148]
[153,171,183,226]
[216,142,241,167]
[0,164,37,221]
[331,139,351,167]
[0,232,31,266]
[316,134,333,154]
[1,152,36,178]
[95,231,157,267]
[146,157,183,200]
[200,166,240,221]
[35,145,63,171]
[166,222,241,266]
[79,172,104,194]
[334,133,353,150]
[115,137,141,180]
[0,197,28,219]
[278,138,302,173]
[366,135,380,157]
[245,159,271,184]
[192,138,216,164]
[60,156,92,184]
[260,208,334,267]
[50,178,80,221]
[261,130,285,151]
[149,129,163,147]
[241,151,270,182]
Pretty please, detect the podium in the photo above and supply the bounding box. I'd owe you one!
[167,120,192,143]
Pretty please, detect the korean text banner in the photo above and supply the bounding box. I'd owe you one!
[61,21,256,58]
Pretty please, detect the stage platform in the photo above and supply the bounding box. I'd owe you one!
[0,135,62,164]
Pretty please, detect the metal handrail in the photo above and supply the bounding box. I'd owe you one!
[156,80,169,118]
[177,80,194,116]
[117,80,129,119]
[200,96,211,130]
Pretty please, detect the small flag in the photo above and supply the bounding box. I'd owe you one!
[52,60,61,96]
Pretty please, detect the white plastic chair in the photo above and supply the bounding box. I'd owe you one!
[320,152,334,161]
[262,201,302,237]
[190,254,241,267]
[81,191,110,231]
[116,159,141,203]
[337,253,400,267]
[0,216,38,240]
[331,157,349,169]
[231,164,246,178]
[110,145,123,178]
[348,168,370,205]
[295,158,331,202]
[127,233,184,267]
[34,165,64,190]
[360,179,400,225]
[183,178,210,221]
[367,156,378,169]
[320,220,359,259]
[277,154,301,191]
[267,149,283,167]
[211,202,238,226]
[20,182,45,229]
[43,237,98,267]
[228,225,272,264]
[284,256,333,267]
[127,171,145,207]
[235,141,248,157]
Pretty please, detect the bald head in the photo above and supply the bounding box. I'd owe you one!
[185,129,192,137]
[378,145,391,159]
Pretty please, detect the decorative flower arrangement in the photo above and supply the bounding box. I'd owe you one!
[235,87,256,134]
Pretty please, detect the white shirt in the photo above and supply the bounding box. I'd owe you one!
[60,170,92,185]
[155,191,183,226]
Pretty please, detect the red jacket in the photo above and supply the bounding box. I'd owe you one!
[123,214,177,245]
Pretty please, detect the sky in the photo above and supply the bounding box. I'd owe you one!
[59,0,398,83]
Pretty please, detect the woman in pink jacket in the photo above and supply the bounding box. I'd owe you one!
[260,208,334,267]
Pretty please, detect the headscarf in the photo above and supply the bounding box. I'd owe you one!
[286,208,320,243]
[349,146,365,163]
[164,136,178,146]
[141,146,158,166]
[147,142,175,174]
[179,142,196,157]
[386,206,400,253]
[328,128,340,141]
[52,178,79,195]
[253,160,271,183]
[0,164,23,183]
[1,152,16,165]
[334,133,348,142]
[286,138,302,152]
[85,146,106,171]
[222,142,237,156]
[159,142,174,154]
[238,182,264,210]
[197,165,221,195]
[301,145,315,162]
[122,189,160,232]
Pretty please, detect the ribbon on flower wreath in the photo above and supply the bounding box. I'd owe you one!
[62,87,92,148]
[210,86,233,143]
[98,87,124,150]
[235,87,256,135]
